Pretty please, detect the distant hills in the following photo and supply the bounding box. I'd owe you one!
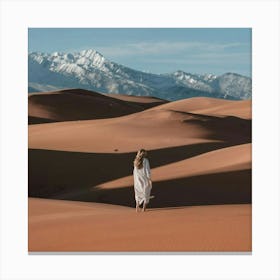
[28,49,252,101]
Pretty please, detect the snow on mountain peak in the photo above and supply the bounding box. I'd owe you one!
[79,49,106,65]
[28,49,252,101]
[80,49,102,57]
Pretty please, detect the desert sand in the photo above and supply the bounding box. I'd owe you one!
[29,198,251,252]
[28,90,252,251]
[28,88,167,124]
[28,96,251,152]
[147,96,251,119]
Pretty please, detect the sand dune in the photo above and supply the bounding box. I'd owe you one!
[97,143,251,189]
[28,88,168,124]
[29,198,251,252]
[76,143,251,208]
[28,105,251,153]
[28,142,230,199]
[29,142,251,208]
[147,97,251,119]
[28,96,251,207]
[28,94,252,251]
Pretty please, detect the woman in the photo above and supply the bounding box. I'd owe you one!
[133,149,152,212]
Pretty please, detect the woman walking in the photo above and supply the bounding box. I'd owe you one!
[133,149,152,212]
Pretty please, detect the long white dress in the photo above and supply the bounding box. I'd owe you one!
[133,158,152,205]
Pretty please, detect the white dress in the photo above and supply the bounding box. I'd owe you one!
[133,158,152,205]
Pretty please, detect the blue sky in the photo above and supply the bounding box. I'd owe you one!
[28,28,251,77]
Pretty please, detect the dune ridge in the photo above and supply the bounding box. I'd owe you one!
[147,96,251,119]
[97,143,251,190]
[29,88,168,124]
[29,105,251,153]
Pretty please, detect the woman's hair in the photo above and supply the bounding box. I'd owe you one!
[133,149,148,169]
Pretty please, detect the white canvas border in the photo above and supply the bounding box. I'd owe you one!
[0,0,279,280]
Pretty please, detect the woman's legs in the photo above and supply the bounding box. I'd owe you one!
[136,201,140,212]
[142,202,147,212]
[136,200,148,212]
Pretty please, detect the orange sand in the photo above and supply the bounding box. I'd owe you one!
[29,198,251,252]
[28,93,252,252]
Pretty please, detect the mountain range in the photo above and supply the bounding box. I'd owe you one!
[28,49,252,101]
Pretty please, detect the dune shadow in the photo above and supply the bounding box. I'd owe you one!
[65,169,251,208]
[29,141,240,198]
[147,169,252,208]
[29,143,251,209]
[178,111,251,143]
[28,116,54,124]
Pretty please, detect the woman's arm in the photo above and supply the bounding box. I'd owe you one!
[144,158,151,180]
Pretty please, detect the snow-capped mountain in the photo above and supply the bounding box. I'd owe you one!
[28,49,252,100]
